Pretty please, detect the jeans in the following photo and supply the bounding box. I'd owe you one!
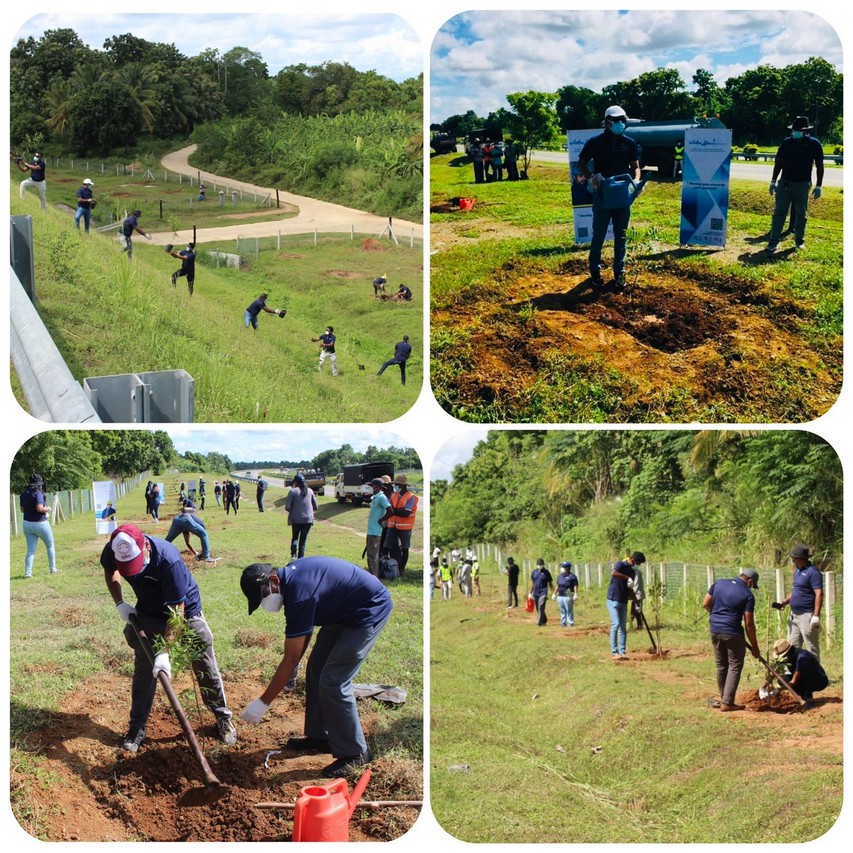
[245,311,258,329]
[123,610,231,730]
[291,522,313,558]
[23,520,57,576]
[589,196,631,277]
[711,632,746,705]
[304,613,391,757]
[788,611,820,660]
[558,595,575,626]
[164,514,211,559]
[769,179,810,245]
[75,205,91,232]
[607,599,628,654]
[377,358,407,385]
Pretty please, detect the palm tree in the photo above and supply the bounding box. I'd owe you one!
[43,77,74,136]
[116,64,159,134]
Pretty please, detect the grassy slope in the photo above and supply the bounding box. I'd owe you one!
[10,475,423,819]
[11,179,422,423]
[430,561,842,843]
[429,157,842,423]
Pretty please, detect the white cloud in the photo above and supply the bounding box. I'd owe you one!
[429,430,489,481]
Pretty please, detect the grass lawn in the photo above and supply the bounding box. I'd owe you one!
[430,156,842,423]
[10,472,423,841]
[430,561,842,843]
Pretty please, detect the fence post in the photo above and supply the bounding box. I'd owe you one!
[277,232,281,251]
[706,565,714,589]
[11,495,18,536]
[314,229,318,246]
[824,571,835,647]
[410,227,414,248]
[597,562,603,587]
[351,224,355,241]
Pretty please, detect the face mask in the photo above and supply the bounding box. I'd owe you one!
[260,593,284,613]
[610,122,626,135]
[792,131,804,139]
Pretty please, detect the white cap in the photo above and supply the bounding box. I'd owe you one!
[83,178,94,185]
[604,105,627,119]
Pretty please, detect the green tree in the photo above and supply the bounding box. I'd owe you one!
[90,432,163,479]
[67,79,144,154]
[556,85,602,131]
[781,57,842,137]
[723,65,786,144]
[505,90,561,175]
[11,432,102,492]
[691,68,730,117]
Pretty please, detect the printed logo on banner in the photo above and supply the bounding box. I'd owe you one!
[568,130,614,245]
[93,480,118,535]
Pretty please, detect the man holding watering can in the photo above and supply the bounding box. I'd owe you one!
[578,105,642,290]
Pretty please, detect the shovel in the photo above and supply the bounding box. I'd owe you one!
[128,613,229,807]
[746,641,807,709]
[630,591,661,655]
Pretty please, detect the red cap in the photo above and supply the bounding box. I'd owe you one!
[109,525,146,576]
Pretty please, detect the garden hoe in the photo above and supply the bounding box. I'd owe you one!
[630,591,661,656]
[746,641,807,709]
[128,614,229,807]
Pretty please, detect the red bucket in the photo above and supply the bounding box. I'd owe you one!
[458,197,475,211]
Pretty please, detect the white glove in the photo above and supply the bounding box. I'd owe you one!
[626,579,635,590]
[590,173,603,191]
[240,698,270,725]
[116,601,137,623]
[812,186,822,199]
[810,615,820,628]
[572,594,578,601]
[551,593,557,601]
[144,233,153,240]
[769,182,777,195]
[152,652,171,680]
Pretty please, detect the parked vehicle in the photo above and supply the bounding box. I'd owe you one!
[286,468,326,496]
[618,116,728,176]
[334,462,394,506]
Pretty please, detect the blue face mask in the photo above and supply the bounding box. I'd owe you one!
[610,121,626,135]
[792,131,804,139]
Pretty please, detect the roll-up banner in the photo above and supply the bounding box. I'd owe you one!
[568,129,613,244]
[93,481,117,535]
[679,127,733,246]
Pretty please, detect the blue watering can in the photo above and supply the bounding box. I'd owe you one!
[595,172,650,210]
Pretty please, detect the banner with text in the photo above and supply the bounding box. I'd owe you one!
[679,127,733,246]
[567,129,613,245]
[93,480,117,535]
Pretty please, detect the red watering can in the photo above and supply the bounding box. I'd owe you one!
[525,595,535,613]
[292,769,372,842]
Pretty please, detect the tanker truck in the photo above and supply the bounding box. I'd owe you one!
[622,116,728,176]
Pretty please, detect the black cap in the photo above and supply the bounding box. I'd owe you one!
[789,543,810,560]
[240,563,275,614]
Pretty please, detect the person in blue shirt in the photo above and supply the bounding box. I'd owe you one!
[376,336,413,385]
[529,558,554,626]
[392,283,413,302]
[312,326,339,375]
[244,292,285,329]
[366,478,393,576]
[120,209,151,259]
[19,473,58,577]
[702,569,761,711]
[607,551,645,659]
[772,638,828,704]
[164,498,215,562]
[578,105,642,289]
[239,556,393,778]
[17,151,47,210]
[101,524,236,752]
[75,178,95,233]
[555,561,579,627]
[773,543,823,659]
[169,242,197,295]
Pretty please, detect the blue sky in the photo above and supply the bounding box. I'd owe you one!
[430,9,843,122]
[165,427,415,463]
[11,13,422,81]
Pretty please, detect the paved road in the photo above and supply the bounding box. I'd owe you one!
[154,145,424,246]
[529,149,842,186]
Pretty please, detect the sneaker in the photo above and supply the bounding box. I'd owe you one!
[590,273,605,288]
[614,273,627,289]
[285,736,332,753]
[216,716,237,746]
[121,727,146,752]
[720,703,745,712]
[321,750,372,778]
[765,243,778,253]
[49,568,59,574]
[795,242,805,250]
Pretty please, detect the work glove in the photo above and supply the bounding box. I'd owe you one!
[572,594,578,601]
[590,173,603,191]
[240,698,270,725]
[810,615,820,629]
[769,181,777,195]
[152,652,171,680]
[551,593,557,601]
[116,601,137,623]
[144,233,153,240]
[626,579,635,590]
[771,601,784,610]
[812,186,822,199]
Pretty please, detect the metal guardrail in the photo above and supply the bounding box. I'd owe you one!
[10,266,102,423]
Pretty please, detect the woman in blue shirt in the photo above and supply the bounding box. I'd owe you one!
[19,473,58,577]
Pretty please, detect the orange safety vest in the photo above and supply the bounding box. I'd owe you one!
[388,490,418,530]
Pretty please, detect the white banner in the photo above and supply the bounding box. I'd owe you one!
[679,128,733,246]
[93,480,117,535]
[567,129,613,244]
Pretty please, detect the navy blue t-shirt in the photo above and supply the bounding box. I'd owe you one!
[178,248,196,272]
[707,576,755,635]
[790,564,823,614]
[122,214,138,237]
[29,158,46,181]
[557,572,578,595]
[776,135,824,183]
[319,333,336,352]
[100,536,202,619]
[789,648,829,694]
[77,186,93,206]
[607,560,636,603]
[531,567,553,597]
[277,556,393,637]
[246,297,267,317]
[579,130,641,179]
[20,488,48,522]
[394,340,412,360]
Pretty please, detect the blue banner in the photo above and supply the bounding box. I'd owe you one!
[567,129,612,244]
[679,128,733,246]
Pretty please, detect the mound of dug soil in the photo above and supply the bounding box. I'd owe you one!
[12,673,420,842]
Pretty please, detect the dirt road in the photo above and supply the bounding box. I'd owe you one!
[155,145,423,246]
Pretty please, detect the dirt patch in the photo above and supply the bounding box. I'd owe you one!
[12,673,420,842]
[327,270,362,280]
